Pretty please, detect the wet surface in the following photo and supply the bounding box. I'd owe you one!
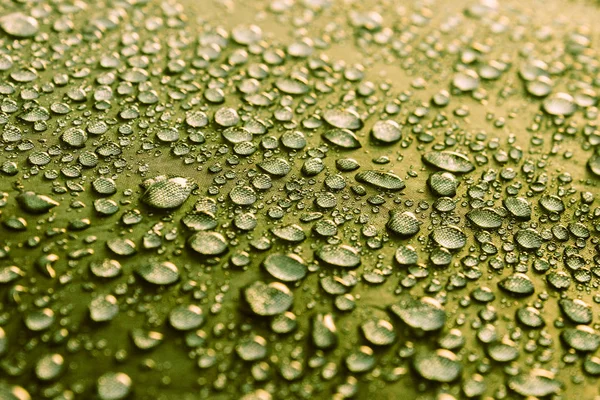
[1,0,600,399]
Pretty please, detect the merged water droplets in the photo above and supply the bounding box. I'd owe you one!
[370,120,402,144]
[97,372,132,400]
[258,158,291,176]
[0,13,39,38]
[323,109,363,130]
[136,260,180,285]
[387,211,420,237]
[89,294,119,322]
[244,281,293,316]
[503,196,532,219]
[559,298,592,324]
[316,244,361,268]
[322,128,362,149]
[34,353,64,382]
[271,224,306,242]
[16,191,59,213]
[498,273,535,296]
[508,370,562,397]
[169,304,204,331]
[361,318,396,346]
[561,325,600,352]
[543,92,577,116]
[430,225,467,250]
[589,152,600,177]
[394,245,419,265]
[514,228,543,250]
[130,329,164,351]
[422,151,475,174]
[263,253,307,282]
[413,349,462,382]
[428,172,458,197]
[141,176,196,209]
[389,297,446,332]
[466,207,504,229]
[229,185,257,206]
[516,306,545,328]
[188,231,228,255]
[487,339,519,363]
[355,170,405,191]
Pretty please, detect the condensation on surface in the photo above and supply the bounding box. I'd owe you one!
[0,0,600,399]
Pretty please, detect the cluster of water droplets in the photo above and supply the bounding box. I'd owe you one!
[0,0,600,399]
